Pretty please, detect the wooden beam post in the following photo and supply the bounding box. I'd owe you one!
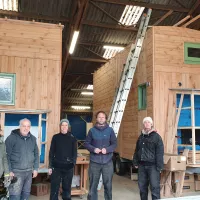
[191,93,196,164]
[153,10,173,26]
[92,0,190,12]
[182,14,200,27]
[173,15,191,26]
[0,113,5,135]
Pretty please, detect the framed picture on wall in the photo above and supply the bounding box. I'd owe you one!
[0,73,16,105]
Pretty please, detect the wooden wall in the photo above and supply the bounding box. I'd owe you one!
[153,26,200,144]
[0,19,62,166]
[93,28,153,160]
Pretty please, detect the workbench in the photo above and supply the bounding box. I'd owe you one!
[71,156,89,198]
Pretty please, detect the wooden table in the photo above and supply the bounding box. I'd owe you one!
[71,158,89,198]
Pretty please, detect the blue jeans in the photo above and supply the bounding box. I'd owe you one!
[50,168,73,200]
[9,171,32,200]
[138,165,160,200]
[87,161,113,200]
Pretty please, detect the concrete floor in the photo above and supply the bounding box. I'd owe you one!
[29,174,200,200]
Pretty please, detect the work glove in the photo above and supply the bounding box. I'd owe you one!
[3,175,11,188]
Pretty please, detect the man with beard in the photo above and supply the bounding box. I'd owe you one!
[85,111,117,200]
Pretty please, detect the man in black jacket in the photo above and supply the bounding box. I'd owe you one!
[133,117,164,200]
[49,119,77,200]
[5,118,39,200]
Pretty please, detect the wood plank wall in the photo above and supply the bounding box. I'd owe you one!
[93,28,153,160]
[153,26,200,147]
[0,19,62,166]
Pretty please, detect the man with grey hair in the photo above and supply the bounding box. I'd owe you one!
[49,119,77,200]
[133,117,164,200]
[5,118,39,200]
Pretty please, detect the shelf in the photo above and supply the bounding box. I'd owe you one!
[0,109,51,114]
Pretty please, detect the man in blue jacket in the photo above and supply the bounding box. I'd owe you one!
[5,118,39,200]
[85,111,117,200]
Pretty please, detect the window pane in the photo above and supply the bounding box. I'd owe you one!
[188,47,200,58]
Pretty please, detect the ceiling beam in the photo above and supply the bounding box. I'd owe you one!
[79,45,106,60]
[62,0,89,80]
[92,0,190,12]
[62,109,92,113]
[62,76,81,92]
[0,10,69,22]
[71,57,108,63]
[90,1,124,26]
[82,20,138,31]
[63,97,93,102]
[71,89,93,92]
[153,10,173,26]
[173,15,191,26]
[79,41,127,46]
[188,0,200,16]
[182,14,200,27]
[174,0,187,9]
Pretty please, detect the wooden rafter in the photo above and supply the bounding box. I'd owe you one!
[90,1,124,26]
[62,76,81,92]
[173,15,191,26]
[182,14,200,27]
[153,10,173,26]
[71,57,108,63]
[188,0,200,16]
[63,97,93,102]
[82,20,138,31]
[62,0,89,80]
[92,0,190,12]
[79,45,106,60]
[174,0,187,9]
[79,41,126,46]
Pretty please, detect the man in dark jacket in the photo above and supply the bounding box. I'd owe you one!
[133,117,164,200]
[5,118,39,200]
[48,119,77,200]
[85,111,117,200]
[0,127,9,180]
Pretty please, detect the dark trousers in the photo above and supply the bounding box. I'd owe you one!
[87,161,113,200]
[9,171,32,200]
[50,168,73,200]
[138,165,160,200]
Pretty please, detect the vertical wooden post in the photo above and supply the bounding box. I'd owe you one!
[45,113,48,167]
[38,114,42,165]
[0,112,5,135]
[191,93,196,164]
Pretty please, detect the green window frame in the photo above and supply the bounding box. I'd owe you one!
[184,42,200,65]
[0,73,16,105]
[138,83,147,110]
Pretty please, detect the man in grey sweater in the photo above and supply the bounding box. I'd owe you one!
[5,118,39,200]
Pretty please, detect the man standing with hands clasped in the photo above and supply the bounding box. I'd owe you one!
[85,111,117,200]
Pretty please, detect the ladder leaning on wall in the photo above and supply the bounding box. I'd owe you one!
[108,8,152,137]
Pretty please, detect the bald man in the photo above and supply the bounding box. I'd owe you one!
[5,118,39,200]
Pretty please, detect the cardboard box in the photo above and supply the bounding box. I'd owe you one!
[182,182,195,193]
[195,174,200,181]
[164,153,186,171]
[184,173,194,183]
[131,173,138,181]
[31,183,49,196]
[195,180,200,191]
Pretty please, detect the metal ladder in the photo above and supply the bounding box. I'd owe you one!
[108,8,152,137]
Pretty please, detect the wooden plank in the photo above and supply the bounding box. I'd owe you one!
[175,149,189,197]
[173,15,191,26]
[38,114,42,159]
[0,113,5,135]
[182,14,200,27]
[191,93,196,164]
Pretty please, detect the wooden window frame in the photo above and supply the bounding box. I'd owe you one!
[184,42,200,65]
[138,83,147,110]
[0,73,16,105]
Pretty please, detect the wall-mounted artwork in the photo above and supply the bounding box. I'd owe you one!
[0,73,16,105]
